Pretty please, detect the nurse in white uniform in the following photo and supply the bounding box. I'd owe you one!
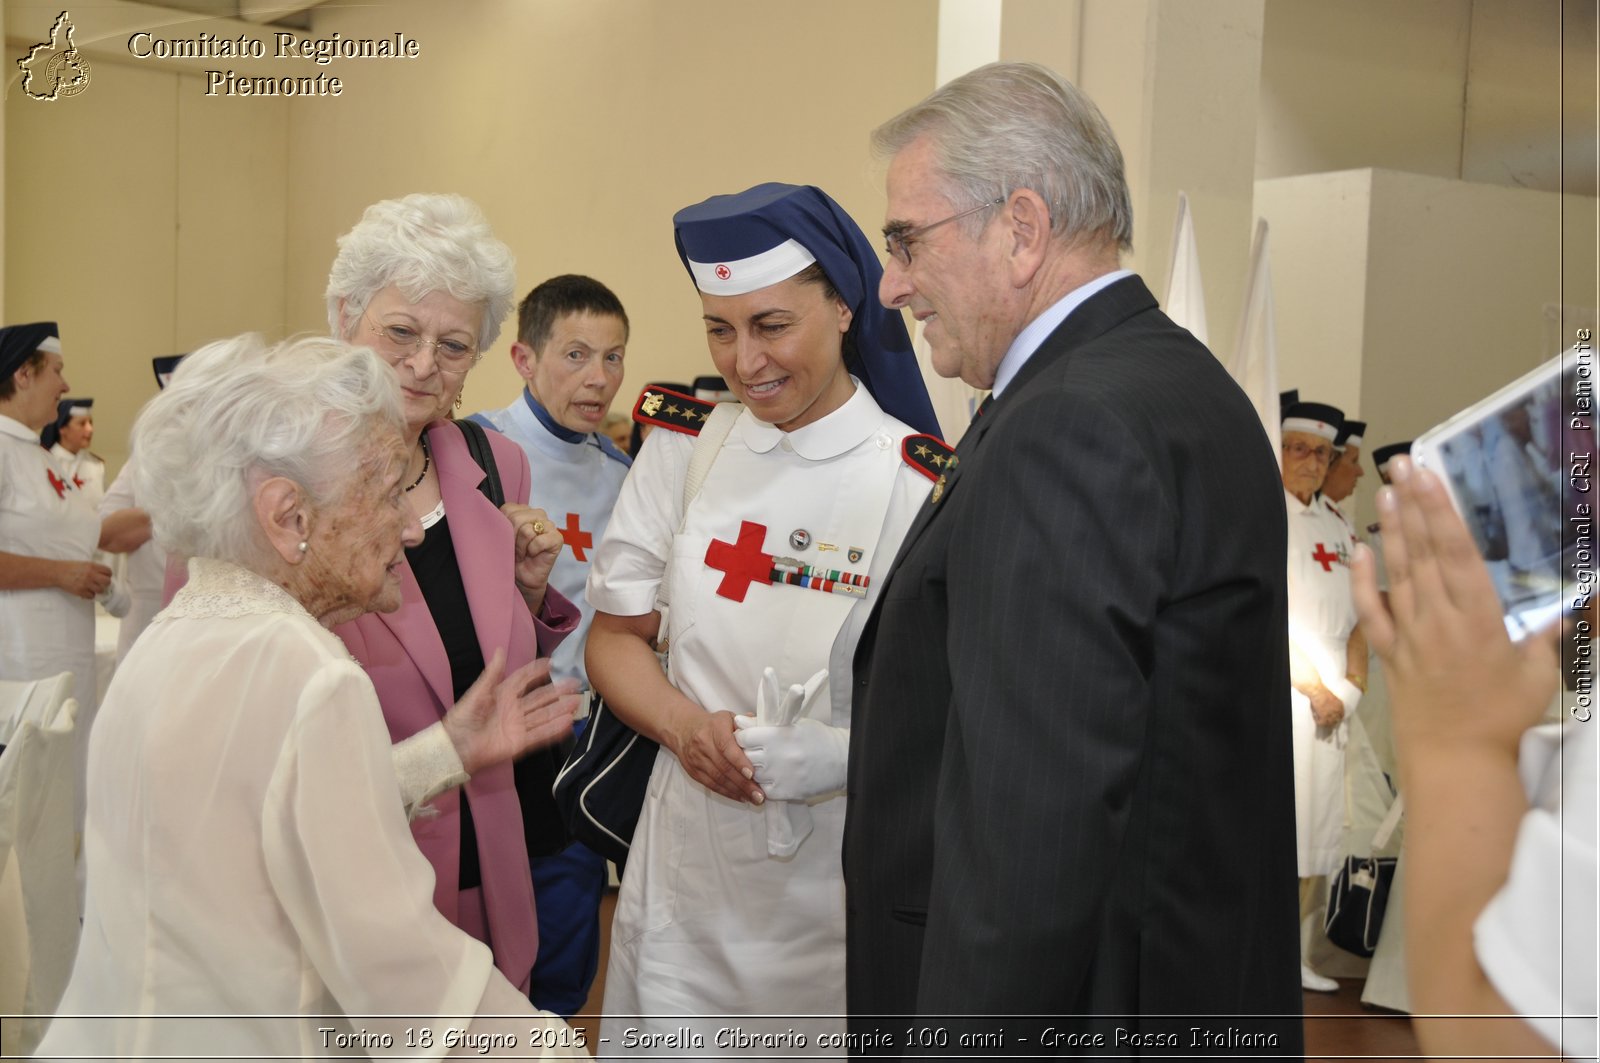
[1281,400,1368,992]
[45,396,134,637]
[0,322,112,831]
[42,396,105,508]
[585,183,945,1053]
[98,361,186,662]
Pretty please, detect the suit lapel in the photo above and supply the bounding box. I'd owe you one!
[1002,274,1159,397]
[869,275,1160,602]
[432,422,517,667]
[368,422,517,714]
[372,558,456,713]
[883,395,998,569]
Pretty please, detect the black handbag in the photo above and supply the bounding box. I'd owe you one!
[552,695,657,871]
[455,418,573,859]
[546,400,743,874]
[1324,854,1397,958]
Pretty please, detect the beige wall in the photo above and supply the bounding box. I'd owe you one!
[1257,167,1598,533]
[1253,170,1372,412]
[4,0,1594,477]
[5,0,936,470]
[1087,0,1263,361]
[0,3,8,318]
[280,0,938,422]
[1257,0,1591,197]
[4,45,289,472]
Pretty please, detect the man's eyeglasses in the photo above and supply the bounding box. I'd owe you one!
[365,317,478,372]
[884,196,1006,267]
[1283,440,1335,464]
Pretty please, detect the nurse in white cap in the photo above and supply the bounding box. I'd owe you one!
[0,322,111,834]
[586,183,944,1050]
[1282,399,1367,992]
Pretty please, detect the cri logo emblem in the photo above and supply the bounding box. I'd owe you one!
[18,11,92,102]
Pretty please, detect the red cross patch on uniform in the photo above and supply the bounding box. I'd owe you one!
[560,512,593,562]
[46,469,69,498]
[705,520,773,602]
[1311,542,1348,572]
[704,520,871,603]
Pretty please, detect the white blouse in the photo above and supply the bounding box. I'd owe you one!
[38,557,585,1060]
[1475,718,1597,1060]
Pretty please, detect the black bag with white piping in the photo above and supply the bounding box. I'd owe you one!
[551,402,741,872]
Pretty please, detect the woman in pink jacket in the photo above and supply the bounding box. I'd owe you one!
[326,194,579,996]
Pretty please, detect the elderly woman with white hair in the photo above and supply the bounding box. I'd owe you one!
[37,335,587,1057]
[324,193,580,1003]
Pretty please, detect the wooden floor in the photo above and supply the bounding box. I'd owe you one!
[1301,978,1421,1059]
[570,890,1420,1058]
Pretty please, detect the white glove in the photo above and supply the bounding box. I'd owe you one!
[735,670,844,801]
[735,667,830,858]
[1326,676,1363,718]
[96,574,131,618]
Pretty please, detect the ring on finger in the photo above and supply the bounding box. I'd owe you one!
[531,520,547,536]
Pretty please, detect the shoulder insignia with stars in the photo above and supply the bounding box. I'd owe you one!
[901,433,955,482]
[632,385,717,436]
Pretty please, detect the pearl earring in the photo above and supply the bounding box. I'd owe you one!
[298,541,308,554]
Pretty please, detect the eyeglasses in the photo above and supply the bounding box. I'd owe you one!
[365,316,479,373]
[883,196,1006,267]
[1283,440,1335,464]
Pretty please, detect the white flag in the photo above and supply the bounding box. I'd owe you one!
[1231,218,1282,461]
[1163,191,1210,348]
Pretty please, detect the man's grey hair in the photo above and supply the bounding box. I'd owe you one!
[325,192,517,352]
[872,61,1133,251]
[132,334,404,566]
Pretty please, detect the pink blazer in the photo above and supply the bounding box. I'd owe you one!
[333,420,578,995]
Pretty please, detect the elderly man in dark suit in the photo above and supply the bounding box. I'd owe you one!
[843,62,1304,1055]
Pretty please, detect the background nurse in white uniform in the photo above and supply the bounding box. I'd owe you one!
[1281,399,1369,992]
[585,183,944,1054]
[97,360,183,666]
[41,397,104,508]
[0,322,111,834]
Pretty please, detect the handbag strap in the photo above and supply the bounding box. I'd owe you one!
[1372,792,1405,851]
[1345,739,1406,852]
[657,402,741,609]
[453,418,504,507]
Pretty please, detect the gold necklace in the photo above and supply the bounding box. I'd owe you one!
[404,434,431,492]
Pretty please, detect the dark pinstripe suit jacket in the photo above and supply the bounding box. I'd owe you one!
[843,275,1303,1056]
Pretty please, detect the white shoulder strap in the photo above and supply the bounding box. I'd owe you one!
[658,402,741,609]
[683,402,741,512]
[1372,792,1405,851]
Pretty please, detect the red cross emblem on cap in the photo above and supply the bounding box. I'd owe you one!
[714,264,732,280]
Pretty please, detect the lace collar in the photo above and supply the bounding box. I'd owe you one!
[165,556,313,622]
